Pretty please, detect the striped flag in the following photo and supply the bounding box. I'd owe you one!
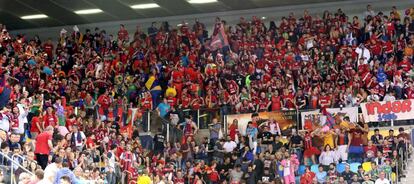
[209,22,229,51]
[322,109,335,128]
[121,108,137,139]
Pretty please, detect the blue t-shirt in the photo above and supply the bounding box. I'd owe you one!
[316,171,327,183]
[157,103,170,118]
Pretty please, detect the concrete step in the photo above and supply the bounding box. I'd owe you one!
[402,159,414,184]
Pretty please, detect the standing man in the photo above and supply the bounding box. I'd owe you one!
[179,115,198,143]
[34,126,54,169]
[153,128,165,155]
[290,129,303,163]
[120,144,136,184]
[246,121,258,154]
[336,128,350,163]
[70,125,86,151]
[209,118,222,144]
[156,97,171,119]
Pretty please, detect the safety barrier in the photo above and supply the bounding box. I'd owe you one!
[0,152,34,184]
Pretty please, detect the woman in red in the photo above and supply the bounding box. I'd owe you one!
[179,90,191,109]
[206,162,220,183]
[86,133,99,150]
[282,88,295,110]
[43,107,58,129]
[97,90,111,119]
[300,166,316,184]
[228,119,239,141]
[271,90,282,111]
[303,130,321,165]
[30,112,43,139]
[256,92,270,112]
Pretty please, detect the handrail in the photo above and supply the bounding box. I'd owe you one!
[0,151,34,184]
[11,154,26,163]
[0,152,33,175]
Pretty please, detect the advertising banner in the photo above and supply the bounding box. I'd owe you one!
[300,107,358,130]
[361,99,414,122]
[226,110,297,136]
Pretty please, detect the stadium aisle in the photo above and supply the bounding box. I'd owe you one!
[402,156,414,183]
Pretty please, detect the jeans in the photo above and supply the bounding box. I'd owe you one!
[220,105,229,124]
[394,86,403,99]
[140,135,153,150]
[291,148,303,164]
[106,171,117,184]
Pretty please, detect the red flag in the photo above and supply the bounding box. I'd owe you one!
[209,22,229,50]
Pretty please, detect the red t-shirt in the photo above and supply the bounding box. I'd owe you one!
[167,97,177,107]
[364,145,377,158]
[319,95,331,108]
[86,137,96,149]
[34,132,52,155]
[141,97,152,111]
[350,129,363,146]
[66,118,77,130]
[258,97,270,111]
[271,96,282,111]
[181,95,191,109]
[97,95,110,115]
[283,93,295,109]
[399,60,411,72]
[43,43,53,57]
[229,124,239,141]
[30,116,42,133]
[118,30,129,41]
[43,114,57,127]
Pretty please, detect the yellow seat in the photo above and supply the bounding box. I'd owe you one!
[362,162,372,172]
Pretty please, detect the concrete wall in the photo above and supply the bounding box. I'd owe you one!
[10,0,414,41]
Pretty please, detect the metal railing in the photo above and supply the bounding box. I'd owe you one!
[0,152,34,184]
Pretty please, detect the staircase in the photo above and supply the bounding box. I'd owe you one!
[401,157,414,184]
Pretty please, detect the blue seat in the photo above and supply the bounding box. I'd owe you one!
[336,163,346,173]
[296,176,300,184]
[298,165,306,175]
[349,162,361,173]
[310,164,319,173]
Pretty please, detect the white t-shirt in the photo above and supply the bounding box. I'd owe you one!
[43,163,59,183]
[367,94,379,102]
[383,95,396,102]
[375,178,390,184]
[223,141,237,153]
[72,131,86,147]
[16,104,28,134]
[0,113,10,132]
[107,151,116,169]
[284,160,291,176]
[355,47,371,66]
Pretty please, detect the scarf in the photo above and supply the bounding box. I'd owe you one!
[71,131,82,145]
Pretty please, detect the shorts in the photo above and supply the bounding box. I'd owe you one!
[348,145,363,154]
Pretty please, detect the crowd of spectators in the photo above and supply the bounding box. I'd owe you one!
[0,3,413,184]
